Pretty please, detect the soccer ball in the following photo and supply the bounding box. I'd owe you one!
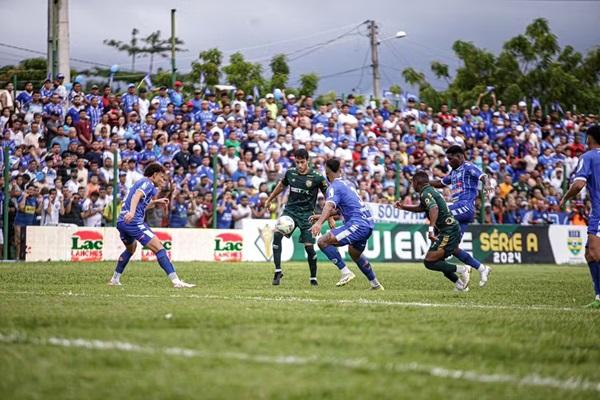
[275,216,295,235]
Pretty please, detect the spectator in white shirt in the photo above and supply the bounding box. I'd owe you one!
[232,195,252,229]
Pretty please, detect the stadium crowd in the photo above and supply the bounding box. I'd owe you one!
[0,76,595,258]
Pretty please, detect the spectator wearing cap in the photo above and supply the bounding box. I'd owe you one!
[151,86,170,114]
[232,90,248,117]
[121,84,139,115]
[168,81,184,107]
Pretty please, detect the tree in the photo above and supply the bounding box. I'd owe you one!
[401,18,600,113]
[389,84,402,95]
[190,48,223,88]
[222,52,264,95]
[104,28,142,71]
[268,54,289,91]
[140,30,185,74]
[0,58,53,89]
[298,73,319,97]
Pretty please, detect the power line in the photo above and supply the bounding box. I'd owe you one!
[0,42,111,68]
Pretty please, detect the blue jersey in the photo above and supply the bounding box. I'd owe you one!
[574,148,600,222]
[442,162,483,205]
[118,177,157,225]
[326,179,374,228]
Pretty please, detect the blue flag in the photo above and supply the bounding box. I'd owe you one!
[532,97,541,109]
[143,74,153,89]
[199,72,205,89]
[253,85,260,100]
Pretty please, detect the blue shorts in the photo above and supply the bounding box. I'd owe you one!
[117,221,155,246]
[449,202,475,236]
[331,222,373,252]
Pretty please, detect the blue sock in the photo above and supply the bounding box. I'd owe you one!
[156,249,176,275]
[455,249,481,269]
[322,245,346,270]
[115,250,133,274]
[588,261,600,296]
[355,255,376,281]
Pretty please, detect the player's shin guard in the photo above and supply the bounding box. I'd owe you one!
[322,245,346,269]
[588,261,600,296]
[305,245,317,279]
[424,260,458,282]
[455,249,481,269]
[355,255,376,281]
[156,248,176,279]
[273,232,283,272]
[115,250,133,274]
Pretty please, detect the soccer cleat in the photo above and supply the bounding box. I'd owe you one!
[583,299,600,309]
[173,280,196,288]
[336,271,356,287]
[272,271,283,286]
[454,279,469,292]
[371,283,385,291]
[108,279,122,286]
[310,279,318,286]
[479,265,492,287]
[460,266,471,288]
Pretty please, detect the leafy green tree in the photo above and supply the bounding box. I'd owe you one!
[269,54,289,91]
[222,52,264,94]
[389,84,402,95]
[190,48,223,87]
[298,73,319,97]
[403,18,600,112]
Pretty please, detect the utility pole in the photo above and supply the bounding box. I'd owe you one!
[368,20,381,102]
[57,0,70,82]
[47,0,57,79]
[170,9,176,86]
[47,0,70,82]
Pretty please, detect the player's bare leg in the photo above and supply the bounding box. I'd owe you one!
[584,235,600,308]
[317,232,355,286]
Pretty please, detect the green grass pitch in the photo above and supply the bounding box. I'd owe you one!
[0,261,599,400]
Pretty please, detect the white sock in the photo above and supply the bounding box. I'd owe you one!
[168,272,180,282]
[596,295,600,301]
[275,269,282,273]
[340,266,351,275]
[456,266,468,274]
[370,278,380,288]
[112,272,121,281]
[310,277,317,281]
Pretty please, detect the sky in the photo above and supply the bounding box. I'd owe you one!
[0,0,599,96]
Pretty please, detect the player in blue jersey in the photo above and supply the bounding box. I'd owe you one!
[560,125,600,308]
[108,163,195,288]
[309,158,384,290]
[430,145,493,287]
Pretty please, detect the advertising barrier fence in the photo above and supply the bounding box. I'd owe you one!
[25,223,587,265]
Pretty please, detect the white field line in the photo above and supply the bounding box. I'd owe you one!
[0,332,598,393]
[0,289,584,312]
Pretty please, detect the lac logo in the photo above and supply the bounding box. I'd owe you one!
[214,232,243,262]
[142,231,172,261]
[71,230,103,261]
[567,230,583,256]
